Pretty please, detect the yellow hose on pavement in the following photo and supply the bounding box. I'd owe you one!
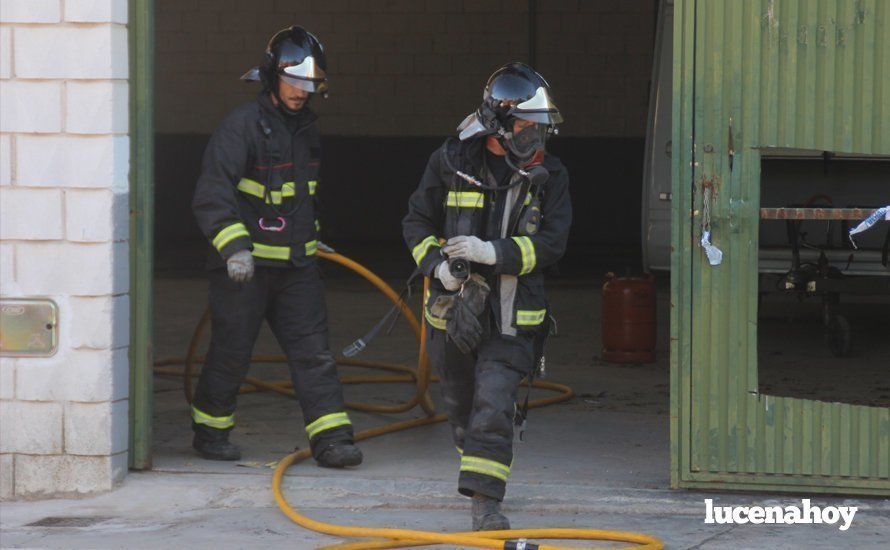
[155,250,663,550]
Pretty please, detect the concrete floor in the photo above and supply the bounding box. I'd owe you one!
[149,271,674,481]
[2,265,888,548]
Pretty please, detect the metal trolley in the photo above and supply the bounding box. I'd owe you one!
[760,205,890,357]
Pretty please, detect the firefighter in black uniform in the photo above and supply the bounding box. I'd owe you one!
[190,26,362,468]
[402,63,571,531]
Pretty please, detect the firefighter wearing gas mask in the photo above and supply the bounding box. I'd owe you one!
[402,62,571,531]
[190,26,361,468]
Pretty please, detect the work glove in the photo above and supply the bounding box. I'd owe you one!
[226,249,255,283]
[435,259,463,291]
[445,274,490,354]
[442,236,497,266]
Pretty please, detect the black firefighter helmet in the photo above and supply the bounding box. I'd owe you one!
[457,62,563,162]
[242,26,328,99]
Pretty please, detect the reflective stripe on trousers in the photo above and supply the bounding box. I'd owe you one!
[191,405,235,429]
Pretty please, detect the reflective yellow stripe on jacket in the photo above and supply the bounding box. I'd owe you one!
[516,309,547,326]
[212,222,250,251]
[459,455,511,482]
[236,178,297,205]
[512,236,536,275]
[446,191,485,208]
[191,405,235,429]
[252,243,290,261]
[249,242,316,262]
[412,235,441,266]
[305,412,351,439]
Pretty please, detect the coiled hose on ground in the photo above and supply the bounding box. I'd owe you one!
[153,250,663,550]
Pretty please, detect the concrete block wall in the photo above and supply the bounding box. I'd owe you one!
[0,0,130,499]
[155,0,655,137]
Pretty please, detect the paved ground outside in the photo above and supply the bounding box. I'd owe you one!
[2,264,887,548]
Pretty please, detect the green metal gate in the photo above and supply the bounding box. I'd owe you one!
[671,0,889,495]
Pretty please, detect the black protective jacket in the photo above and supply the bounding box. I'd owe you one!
[402,137,572,336]
[193,93,322,269]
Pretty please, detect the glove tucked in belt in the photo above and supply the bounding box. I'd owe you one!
[430,274,490,354]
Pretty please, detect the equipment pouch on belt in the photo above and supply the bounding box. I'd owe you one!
[444,274,491,354]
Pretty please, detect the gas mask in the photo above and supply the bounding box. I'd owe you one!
[501,122,548,164]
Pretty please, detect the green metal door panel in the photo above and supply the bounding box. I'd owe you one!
[673,0,890,495]
[669,0,698,489]
[753,0,890,152]
[128,0,155,470]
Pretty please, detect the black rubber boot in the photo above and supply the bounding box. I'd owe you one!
[316,442,363,468]
[472,494,510,531]
[192,424,241,461]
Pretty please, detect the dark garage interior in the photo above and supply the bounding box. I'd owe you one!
[153,0,656,279]
[149,0,888,488]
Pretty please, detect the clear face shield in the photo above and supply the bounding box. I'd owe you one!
[279,56,328,94]
[508,86,563,125]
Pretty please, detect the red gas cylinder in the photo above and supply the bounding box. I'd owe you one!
[601,272,656,364]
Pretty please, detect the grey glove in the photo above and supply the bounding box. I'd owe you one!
[435,259,462,291]
[445,274,491,354]
[442,236,497,266]
[226,249,255,283]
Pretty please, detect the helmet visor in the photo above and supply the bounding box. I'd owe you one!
[280,56,327,93]
[240,67,261,81]
[509,86,563,124]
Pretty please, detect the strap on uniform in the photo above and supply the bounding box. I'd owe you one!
[515,312,553,442]
[343,267,422,357]
[514,366,536,443]
[257,112,305,218]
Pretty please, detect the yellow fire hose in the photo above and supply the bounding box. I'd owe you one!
[153,250,663,550]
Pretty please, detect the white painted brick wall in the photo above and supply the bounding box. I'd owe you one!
[0,401,63,454]
[69,295,129,350]
[0,134,11,186]
[64,400,128,455]
[0,454,12,499]
[16,242,129,296]
[65,0,129,24]
[0,0,131,499]
[0,81,62,133]
[16,135,130,190]
[0,0,61,23]
[14,26,128,80]
[0,359,13,399]
[15,348,129,402]
[0,187,64,240]
[67,81,129,135]
[0,27,11,79]
[13,453,126,495]
[0,244,18,295]
[65,189,128,242]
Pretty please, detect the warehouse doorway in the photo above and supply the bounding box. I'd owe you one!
[131,0,672,492]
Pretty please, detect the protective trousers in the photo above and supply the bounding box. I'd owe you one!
[426,327,536,501]
[191,263,353,459]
